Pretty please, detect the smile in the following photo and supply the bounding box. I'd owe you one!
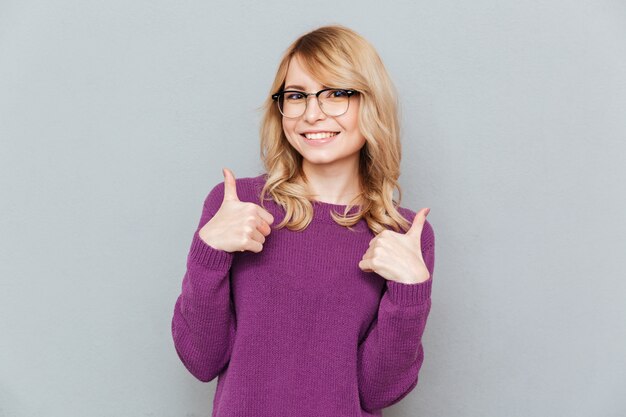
[301,131,340,146]
[302,131,339,140]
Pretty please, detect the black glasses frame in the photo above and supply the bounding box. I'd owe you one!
[271,88,359,118]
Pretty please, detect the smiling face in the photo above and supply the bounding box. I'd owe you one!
[281,55,366,174]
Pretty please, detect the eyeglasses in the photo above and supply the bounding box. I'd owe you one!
[271,88,359,118]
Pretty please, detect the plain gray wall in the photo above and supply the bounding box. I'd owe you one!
[1,1,625,416]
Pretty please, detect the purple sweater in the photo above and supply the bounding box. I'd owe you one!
[171,174,435,417]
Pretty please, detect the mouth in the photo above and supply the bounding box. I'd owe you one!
[300,131,340,141]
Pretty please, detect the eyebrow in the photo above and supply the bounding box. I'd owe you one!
[284,84,330,91]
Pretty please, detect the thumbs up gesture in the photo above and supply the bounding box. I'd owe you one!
[358,208,431,284]
[198,168,275,253]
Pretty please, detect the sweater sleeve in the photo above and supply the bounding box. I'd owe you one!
[357,220,435,412]
[171,181,237,382]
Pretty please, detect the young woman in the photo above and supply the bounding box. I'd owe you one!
[171,24,435,417]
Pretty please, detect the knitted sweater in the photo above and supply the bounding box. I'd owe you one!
[171,173,435,417]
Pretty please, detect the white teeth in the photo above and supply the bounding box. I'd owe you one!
[303,132,338,140]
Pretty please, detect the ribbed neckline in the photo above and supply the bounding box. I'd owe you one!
[310,199,364,225]
[310,200,359,210]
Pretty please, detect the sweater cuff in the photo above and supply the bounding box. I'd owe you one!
[386,276,432,306]
[188,230,234,271]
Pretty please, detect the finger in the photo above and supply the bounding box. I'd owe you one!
[255,205,275,226]
[243,235,264,253]
[247,226,266,246]
[256,217,272,237]
[222,167,240,202]
[244,239,264,253]
[358,258,373,272]
[406,208,429,237]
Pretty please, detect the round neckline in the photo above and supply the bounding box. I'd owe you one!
[311,199,361,210]
[310,199,364,226]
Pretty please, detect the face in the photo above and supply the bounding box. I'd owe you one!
[280,56,366,173]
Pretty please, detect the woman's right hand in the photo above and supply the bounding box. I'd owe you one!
[198,167,274,253]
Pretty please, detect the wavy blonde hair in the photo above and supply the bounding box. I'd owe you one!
[256,24,412,235]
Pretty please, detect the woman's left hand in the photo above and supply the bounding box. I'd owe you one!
[358,208,431,284]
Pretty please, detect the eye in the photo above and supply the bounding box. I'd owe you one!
[285,92,304,100]
[326,90,348,98]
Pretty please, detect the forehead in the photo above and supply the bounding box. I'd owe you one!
[284,56,324,89]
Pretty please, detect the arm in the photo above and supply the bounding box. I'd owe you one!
[357,221,435,412]
[171,181,236,382]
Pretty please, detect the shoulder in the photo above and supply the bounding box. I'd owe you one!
[396,205,435,248]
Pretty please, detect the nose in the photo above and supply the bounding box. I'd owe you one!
[303,94,326,123]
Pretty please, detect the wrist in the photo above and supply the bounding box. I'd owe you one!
[400,273,431,285]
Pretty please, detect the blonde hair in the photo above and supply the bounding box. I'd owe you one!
[257,24,412,235]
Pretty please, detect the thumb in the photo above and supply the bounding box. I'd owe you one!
[222,167,240,202]
[406,207,430,237]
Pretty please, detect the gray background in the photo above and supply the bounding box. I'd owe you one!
[1,1,625,416]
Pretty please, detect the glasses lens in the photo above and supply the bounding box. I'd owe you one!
[278,91,306,118]
[319,89,350,116]
[277,89,352,118]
